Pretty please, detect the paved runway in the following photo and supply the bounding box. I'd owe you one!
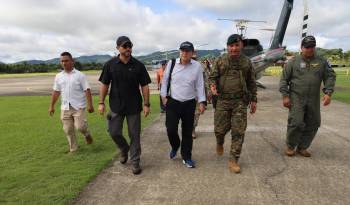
[72,76,350,205]
[0,71,159,96]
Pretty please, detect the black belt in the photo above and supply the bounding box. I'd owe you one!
[168,97,195,104]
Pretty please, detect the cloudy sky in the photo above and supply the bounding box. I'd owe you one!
[0,0,349,63]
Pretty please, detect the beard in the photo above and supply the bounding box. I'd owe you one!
[121,50,132,57]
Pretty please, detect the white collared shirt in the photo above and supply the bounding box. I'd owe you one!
[53,68,90,110]
[160,58,206,103]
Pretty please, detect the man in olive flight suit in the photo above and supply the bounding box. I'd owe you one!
[280,35,336,157]
[209,34,257,173]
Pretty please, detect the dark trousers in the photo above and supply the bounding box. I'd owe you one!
[212,95,218,109]
[107,111,141,165]
[165,97,196,160]
[159,92,166,112]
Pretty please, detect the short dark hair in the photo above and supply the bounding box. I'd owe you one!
[60,51,73,59]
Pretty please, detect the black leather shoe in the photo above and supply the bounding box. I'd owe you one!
[119,152,128,164]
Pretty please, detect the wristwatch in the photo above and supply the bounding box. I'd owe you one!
[144,103,151,107]
[324,91,332,96]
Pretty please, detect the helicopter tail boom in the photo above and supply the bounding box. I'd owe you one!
[270,0,294,49]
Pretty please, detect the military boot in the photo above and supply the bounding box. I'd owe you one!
[285,147,296,157]
[216,144,224,156]
[132,163,142,175]
[297,149,311,157]
[228,160,241,173]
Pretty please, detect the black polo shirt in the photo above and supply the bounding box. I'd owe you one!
[99,55,151,115]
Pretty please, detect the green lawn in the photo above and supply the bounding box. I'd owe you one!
[333,75,350,104]
[0,95,160,205]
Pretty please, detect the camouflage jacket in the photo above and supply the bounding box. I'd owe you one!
[201,62,212,92]
[209,54,257,102]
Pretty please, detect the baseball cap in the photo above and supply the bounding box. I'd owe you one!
[179,41,194,51]
[116,36,132,47]
[301,35,316,48]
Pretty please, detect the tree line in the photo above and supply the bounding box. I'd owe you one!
[1,48,349,74]
[286,48,350,64]
[0,61,103,74]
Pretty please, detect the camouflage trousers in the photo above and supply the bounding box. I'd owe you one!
[214,99,247,161]
[193,103,200,130]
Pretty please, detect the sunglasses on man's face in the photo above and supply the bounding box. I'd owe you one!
[122,42,133,49]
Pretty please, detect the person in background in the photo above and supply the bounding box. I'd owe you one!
[192,54,208,139]
[156,60,167,113]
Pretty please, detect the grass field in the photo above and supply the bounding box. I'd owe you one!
[265,67,350,104]
[332,74,350,104]
[0,95,160,205]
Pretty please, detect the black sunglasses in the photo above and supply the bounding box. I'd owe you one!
[122,42,133,49]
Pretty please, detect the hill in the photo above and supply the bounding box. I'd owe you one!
[12,50,223,65]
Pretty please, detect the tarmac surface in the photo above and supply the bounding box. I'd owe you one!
[69,76,350,205]
[0,71,158,96]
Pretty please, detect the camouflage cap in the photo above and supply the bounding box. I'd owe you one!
[227,34,242,45]
[301,35,316,48]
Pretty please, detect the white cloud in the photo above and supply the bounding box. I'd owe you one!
[0,0,226,63]
[174,0,350,49]
[174,0,279,14]
[0,0,349,63]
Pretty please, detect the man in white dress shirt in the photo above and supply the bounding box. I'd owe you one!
[161,41,206,168]
[49,52,94,152]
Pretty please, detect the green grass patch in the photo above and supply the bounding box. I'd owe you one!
[333,75,350,104]
[263,66,283,76]
[0,70,101,78]
[0,95,160,205]
[264,66,350,77]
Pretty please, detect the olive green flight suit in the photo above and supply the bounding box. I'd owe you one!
[279,54,336,150]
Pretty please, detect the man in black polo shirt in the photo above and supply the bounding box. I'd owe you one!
[98,36,151,175]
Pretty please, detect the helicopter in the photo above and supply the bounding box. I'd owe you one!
[218,0,294,88]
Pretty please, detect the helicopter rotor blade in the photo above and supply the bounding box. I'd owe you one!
[259,28,276,31]
[217,18,235,21]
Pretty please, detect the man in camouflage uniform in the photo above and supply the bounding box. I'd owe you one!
[209,34,257,173]
[280,35,336,157]
[192,58,211,139]
[204,59,218,110]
